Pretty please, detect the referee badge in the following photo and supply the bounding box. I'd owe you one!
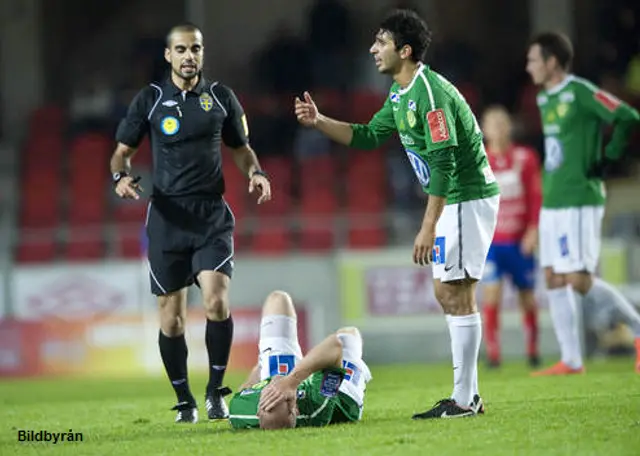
[199,93,213,112]
[407,110,416,128]
[160,116,180,135]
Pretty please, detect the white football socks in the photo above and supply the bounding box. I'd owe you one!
[447,313,482,407]
[547,285,583,369]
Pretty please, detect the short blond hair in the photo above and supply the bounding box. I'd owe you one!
[258,399,296,430]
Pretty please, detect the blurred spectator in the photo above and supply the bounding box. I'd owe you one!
[256,24,311,96]
[68,72,116,134]
[292,126,332,160]
[130,15,167,82]
[306,0,353,91]
[246,94,297,158]
[597,1,639,78]
[624,41,640,100]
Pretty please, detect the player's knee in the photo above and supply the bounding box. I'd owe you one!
[337,326,362,347]
[262,290,295,317]
[158,295,186,336]
[544,269,566,289]
[436,282,476,315]
[518,290,537,311]
[337,326,361,338]
[203,295,229,321]
[565,272,592,295]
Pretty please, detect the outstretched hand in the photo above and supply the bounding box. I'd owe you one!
[294,91,319,127]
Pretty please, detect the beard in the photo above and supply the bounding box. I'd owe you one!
[174,66,199,80]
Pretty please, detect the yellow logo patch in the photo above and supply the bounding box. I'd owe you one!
[407,110,416,128]
[160,116,180,135]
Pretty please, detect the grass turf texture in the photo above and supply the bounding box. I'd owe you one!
[1,359,639,455]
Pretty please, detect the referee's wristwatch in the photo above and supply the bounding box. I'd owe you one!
[112,171,129,185]
[251,170,268,179]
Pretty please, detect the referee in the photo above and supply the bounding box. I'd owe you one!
[109,23,272,423]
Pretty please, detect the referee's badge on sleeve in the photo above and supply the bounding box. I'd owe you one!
[241,114,249,136]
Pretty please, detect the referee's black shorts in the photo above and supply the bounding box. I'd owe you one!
[145,195,235,296]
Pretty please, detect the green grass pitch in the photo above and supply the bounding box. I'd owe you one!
[1,359,639,455]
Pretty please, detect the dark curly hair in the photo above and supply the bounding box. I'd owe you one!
[379,9,432,62]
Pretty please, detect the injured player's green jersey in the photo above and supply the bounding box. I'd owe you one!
[228,369,360,429]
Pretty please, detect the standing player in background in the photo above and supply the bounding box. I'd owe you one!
[110,23,272,422]
[295,9,499,418]
[481,106,542,369]
[526,32,640,376]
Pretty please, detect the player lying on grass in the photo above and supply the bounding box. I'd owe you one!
[228,290,372,429]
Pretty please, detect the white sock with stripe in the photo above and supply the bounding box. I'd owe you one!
[447,313,482,407]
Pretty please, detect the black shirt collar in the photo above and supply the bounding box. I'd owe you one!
[163,74,207,96]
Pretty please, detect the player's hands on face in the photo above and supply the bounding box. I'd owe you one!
[249,173,272,204]
[259,376,296,413]
[115,176,142,200]
[413,227,436,266]
[294,91,319,127]
[520,227,538,256]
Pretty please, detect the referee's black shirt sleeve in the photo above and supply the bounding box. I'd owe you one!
[115,86,154,148]
[215,84,249,149]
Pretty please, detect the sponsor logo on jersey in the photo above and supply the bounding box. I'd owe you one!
[594,90,621,112]
[544,137,564,171]
[199,92,213,112]
[556,103,569,118]
[544,124,560,135]
[482,165,497,184]
[407,110,417,128]
[536,95,548,105]
[408,100,417,111]
[319,371,343,397]
[405,149,431,186]
[399,133,415,146]
[390,92,400,103]
[160,116,180,135]
[426,109,449,143]
[559,91,575,103]
[162,100,178,107]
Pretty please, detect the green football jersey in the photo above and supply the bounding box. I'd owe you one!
[350,63,499,204]
[537,75,640,208]
[228,369,360,429]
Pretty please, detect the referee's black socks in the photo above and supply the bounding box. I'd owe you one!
[205,316,234,395]
[158,331,196,405]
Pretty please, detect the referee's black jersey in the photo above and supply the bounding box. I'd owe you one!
[115,76,249,198]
